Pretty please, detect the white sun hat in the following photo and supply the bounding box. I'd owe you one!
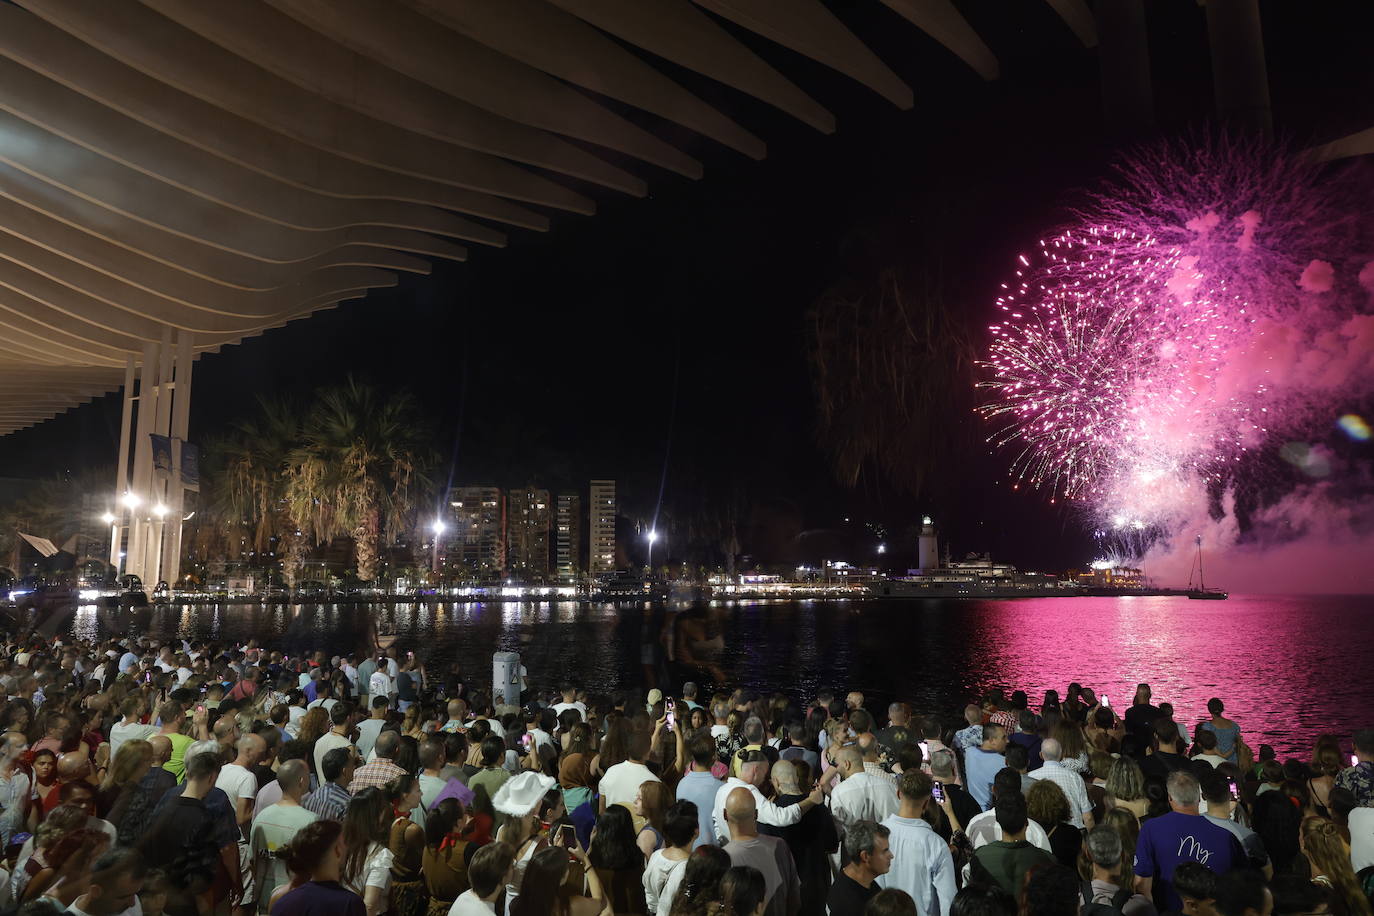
[492,770,557,818]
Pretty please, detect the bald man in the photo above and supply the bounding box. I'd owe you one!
[250,759,317,913]
[723,787,801,916]
[712,750,823,844]
[216,733,266,834]
[831,745,900,838]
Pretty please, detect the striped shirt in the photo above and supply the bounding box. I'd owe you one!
[302,782,352,821]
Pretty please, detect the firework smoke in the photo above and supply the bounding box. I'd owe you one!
[981,135,1374,589]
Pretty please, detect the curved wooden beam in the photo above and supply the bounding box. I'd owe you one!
[877,0,998,80]
[403,0,765,159]
[21,0,597,213]
[547,0,836,134]
[268,0,702,179]
[0,162,427,294]
[0,3,547,230]
[693,0,913,108]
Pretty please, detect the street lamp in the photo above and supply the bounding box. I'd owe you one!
[152,503,169,518]
[430,519,445,575]
[877,543,887,555]
[121,492,141,510]
[646,529,659,576]
[100,512,115,525]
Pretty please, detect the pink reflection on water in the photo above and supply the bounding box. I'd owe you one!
[954,594,1374,758]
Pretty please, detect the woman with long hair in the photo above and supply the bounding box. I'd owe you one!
[386,775,428,916]
[340,788,394,916]
[634,781,673,859]
[588,804,647,913]
[667,846,732,916]
[509,845,611,916]
[718,866,766,916]
[494,772,567,908]
[1104,757,1149,821]
[1051,720,1089,774]
[1301,816,1372,916]
[97,738,160,844]
[271,819,366,916]
[1098,807,1141,887]
[1026,780,1080,869]
[296,707,331,782]
[421,798,482,916]
[594,718,630,779]
[1309,740,1343,818]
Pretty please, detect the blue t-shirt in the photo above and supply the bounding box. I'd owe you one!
[964,747,1005,810]
[1134,811,1245,910]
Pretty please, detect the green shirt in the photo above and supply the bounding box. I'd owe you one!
[162,732,195,782]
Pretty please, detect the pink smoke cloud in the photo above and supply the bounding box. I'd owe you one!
[1299,259,1335,293]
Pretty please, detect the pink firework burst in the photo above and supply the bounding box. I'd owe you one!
[979,227,1253,505]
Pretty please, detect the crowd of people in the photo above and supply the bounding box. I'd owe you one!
[0,634,1370,916]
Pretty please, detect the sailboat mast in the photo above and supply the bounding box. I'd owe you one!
[1196,535,1204,591]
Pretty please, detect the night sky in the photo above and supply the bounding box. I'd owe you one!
[1,1,1371,573]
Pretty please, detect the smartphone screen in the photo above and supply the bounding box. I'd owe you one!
[1353,754,1360,767]
[520,733,531,751]
[666,701,675,733]
[1101,695,1110,708]
[932,781,945,803]
[1227,779,1238,800]
[560,823,577,848]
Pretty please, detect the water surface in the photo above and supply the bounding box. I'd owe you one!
[62,593,1372,758]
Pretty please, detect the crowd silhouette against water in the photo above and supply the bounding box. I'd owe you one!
[0,634,1370,916]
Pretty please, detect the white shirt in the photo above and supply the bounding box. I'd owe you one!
[307,697,339,714]
[643,849,687,915]
[216,762,259,819]
[109,721,158,757]
[1194,753,1229,768]
[831,771,900,834]
[356,719,385,760]
[448,891,496,916]
[369,671,394,697]
[313,732,354,782]
[550,701,587,721]
[711,777,805,844]
[965,809,1053,850]
[876,814,957,916]
[600,760,661,810]
[1029,761,1092,828]
[344,842,393,894]
[1351,807,1374,872]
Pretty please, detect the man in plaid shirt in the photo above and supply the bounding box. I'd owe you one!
[303,746,355,821]
[348,730,405,794]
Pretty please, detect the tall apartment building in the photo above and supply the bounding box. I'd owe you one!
[589,479,616,575]
[506,486,551,582]
[446,486,504,578]
[555,493,581,581]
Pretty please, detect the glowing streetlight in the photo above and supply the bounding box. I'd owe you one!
[646,530,659,544]
[100,512,115,525]
[430,519,445,574]
[121,492,141,509]
[152,503,169,518]
[877,543,887,555]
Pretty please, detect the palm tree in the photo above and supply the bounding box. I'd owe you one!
[203,396,307,585]
[285,377,434,582]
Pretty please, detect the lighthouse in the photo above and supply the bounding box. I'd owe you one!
[917,516,939,572]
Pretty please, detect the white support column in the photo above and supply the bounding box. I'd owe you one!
[163,330,194,586]
[149,327,174,586]
[111,356,136,572]
[127,340,160,584]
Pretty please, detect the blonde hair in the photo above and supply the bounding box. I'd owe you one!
[101,738,153,793]
[1105,756,1146,802]
[1302,817,1372,916]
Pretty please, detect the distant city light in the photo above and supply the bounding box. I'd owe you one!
[431,519,446,535]
[877,543,887,554]
[646,530,659,543]
[152,503,169,518]
[101,512,115,524]
[121,492,141,509]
